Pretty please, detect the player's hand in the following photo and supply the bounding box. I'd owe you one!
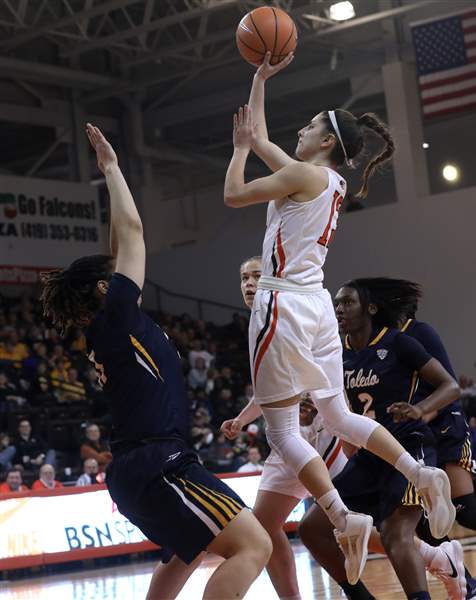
[220,418,244,440]
[387,402,423,422]
[256,51,294,81]
[233,105,254,150]
[86,123,118,175]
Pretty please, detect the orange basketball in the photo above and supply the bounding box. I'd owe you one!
[236,6,297,67]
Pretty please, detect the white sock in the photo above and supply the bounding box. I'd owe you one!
[317,489,348,531]
[417,540,438,567]
[394,452,421,483]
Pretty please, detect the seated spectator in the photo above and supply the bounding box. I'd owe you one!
[76,458,100,486]
[206,432,234,472]
[0,371,27,417]
[80,423,112,472]
[53,368,87,404]
[69,328,87,353]
[32,464,63,490]
[29,362,55,406]
[237,447,264,473]
[0,432,15,473]
[212,388,235,427]
[188,340,214,370]
[50,358,69,383]
[187,357,208,390]
[14,419,56,470]
[0,467,29,493]
[190,408,214,452]
[0,331,29,369]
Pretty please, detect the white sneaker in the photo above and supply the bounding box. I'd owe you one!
[415,466,456,539]
[428,540,466,600]
[334,512,373,585]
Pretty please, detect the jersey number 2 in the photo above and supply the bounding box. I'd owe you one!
[318,191,344,248]
[358,393,376,420]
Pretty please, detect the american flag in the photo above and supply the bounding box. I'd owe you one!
[411,8,476,118]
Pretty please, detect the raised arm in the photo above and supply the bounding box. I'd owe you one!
[224,106,327,208]
[249,52,296,172]
[86,124,145,290]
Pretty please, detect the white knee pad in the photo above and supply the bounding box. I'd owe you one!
[261,403,319,475]
[310,390,379,447]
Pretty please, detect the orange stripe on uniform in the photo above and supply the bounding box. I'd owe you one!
[253,291,279,384]
[326,440,343,471]
[276,226,286,278]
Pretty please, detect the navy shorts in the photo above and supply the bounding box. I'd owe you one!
[430,409,473,471]
[332,438,436,528]
[106,443,245,564]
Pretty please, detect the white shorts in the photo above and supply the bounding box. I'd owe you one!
[258,433,348,500]
[249,288,343,404]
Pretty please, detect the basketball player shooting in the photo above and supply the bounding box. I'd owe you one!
[223,51,456,584]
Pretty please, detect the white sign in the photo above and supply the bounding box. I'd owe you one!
[0,476,305,563]
[0,175,107,278]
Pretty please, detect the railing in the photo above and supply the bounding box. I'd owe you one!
[143,277,248,321]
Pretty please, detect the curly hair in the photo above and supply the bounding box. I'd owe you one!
[40,254,113,334]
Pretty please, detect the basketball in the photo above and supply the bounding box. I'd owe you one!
[236,6,297,67]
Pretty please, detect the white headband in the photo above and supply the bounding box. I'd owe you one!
[328,110,354,168]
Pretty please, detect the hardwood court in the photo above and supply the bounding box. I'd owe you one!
[1,538,475,600]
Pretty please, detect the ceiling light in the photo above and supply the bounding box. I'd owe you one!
[442,164,460,183]
[329,2,356,22]
[422,142,429,149]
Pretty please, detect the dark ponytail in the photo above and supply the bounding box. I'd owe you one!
[322,110,395,199]
[355,113,395,199]
[40,254,113,334]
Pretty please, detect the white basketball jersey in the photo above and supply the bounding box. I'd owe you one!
[261,167,347,287]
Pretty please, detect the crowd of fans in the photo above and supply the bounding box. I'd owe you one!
[1,290,475,494]
[0,291,267,493]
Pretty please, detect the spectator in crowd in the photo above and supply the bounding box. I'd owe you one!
[50,358,69,384]
[29,362,55,406]
[0,331,29,368]
[206,432,234,472]
[188,340,215,370]
[0,432,15,473]
[13,419,56,470]
[212,388,236,427]
[76,458,100,486]
[32,464,63,490]
[190,408,214,452]
[237,446,264,473]
[0,371,27,413]
[53,368,87,404]
[187,357,208,390]
[0,467,29,493]
[80,423,112,472]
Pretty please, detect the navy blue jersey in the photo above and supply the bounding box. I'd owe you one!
[401,318,460,414]
[86,273,189,445]
[343,327,434,442]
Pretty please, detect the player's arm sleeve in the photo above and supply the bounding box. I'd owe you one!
[394,333,433,372]
[104,272,141,327]
[410,322,456,377]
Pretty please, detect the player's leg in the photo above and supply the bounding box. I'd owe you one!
[204,507,272,599]
[445,462,476,530]
[253,489,301,599]
[379,506,429,599]
[146,553,205,600]
[314,389,455,539]
[299,503,375,600]
[260,397,373,584]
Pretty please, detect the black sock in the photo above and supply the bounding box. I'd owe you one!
[408,593,430,600]
[340,580,375,600]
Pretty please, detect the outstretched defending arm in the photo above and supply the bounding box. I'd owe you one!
[249,52,296,172]
[86,124,145,290]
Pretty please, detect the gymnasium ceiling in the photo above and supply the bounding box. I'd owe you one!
[0,0,466,181]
